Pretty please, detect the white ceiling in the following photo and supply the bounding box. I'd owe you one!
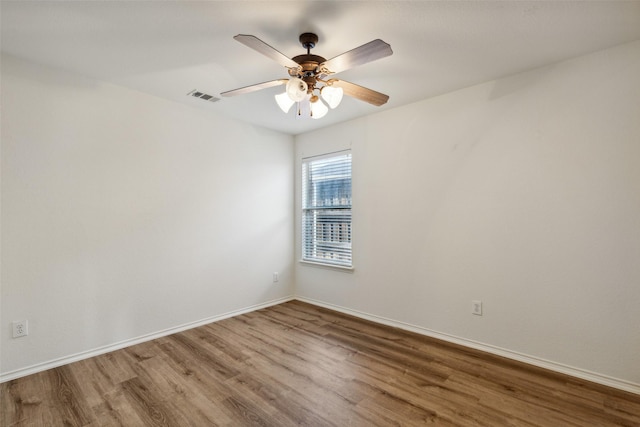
[2,1,640,135]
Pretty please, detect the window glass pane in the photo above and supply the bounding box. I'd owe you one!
[302,152,352,267]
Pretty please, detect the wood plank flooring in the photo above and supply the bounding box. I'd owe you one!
[2,300,639,426]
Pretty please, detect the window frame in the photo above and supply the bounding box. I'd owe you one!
[300,150,353,270]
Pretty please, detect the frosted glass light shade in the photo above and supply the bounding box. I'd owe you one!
[275,92,295,113]
[286,78,308,102]
[321,86,343,109]
[310,99,328,119]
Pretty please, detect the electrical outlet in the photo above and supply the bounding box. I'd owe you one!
[273,272,279,283]
[12,320,28,338]
[472,301,483,316]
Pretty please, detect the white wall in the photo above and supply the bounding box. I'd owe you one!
[1,54,294,377]
[295,40,640,388]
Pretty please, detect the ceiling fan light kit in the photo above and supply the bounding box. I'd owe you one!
[221,32,393,120]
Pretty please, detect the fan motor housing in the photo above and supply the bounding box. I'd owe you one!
[292,54,326,66]
[290,55,327,86]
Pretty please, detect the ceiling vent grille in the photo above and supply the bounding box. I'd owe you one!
[187,90,220,103]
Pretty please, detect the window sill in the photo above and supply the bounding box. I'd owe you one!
[299,260,354,273]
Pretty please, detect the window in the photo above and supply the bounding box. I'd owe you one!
[302,151,352,268]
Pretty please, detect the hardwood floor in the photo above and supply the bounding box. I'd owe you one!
[2,300,639,426]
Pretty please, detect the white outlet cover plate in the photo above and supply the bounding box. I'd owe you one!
[12,320,28,338]
[472,301,483,316]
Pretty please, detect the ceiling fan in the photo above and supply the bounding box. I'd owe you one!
[221,33,393,119]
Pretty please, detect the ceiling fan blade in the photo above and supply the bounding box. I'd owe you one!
[318,39,392,75]
[233,34,301,71]
[221,79,288,97]
[332,80,389,106]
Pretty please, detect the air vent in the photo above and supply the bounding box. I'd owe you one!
[187,90,220,103]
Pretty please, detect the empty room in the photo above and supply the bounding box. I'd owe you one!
[1,1,639,425]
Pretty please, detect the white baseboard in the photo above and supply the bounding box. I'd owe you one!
[0,296,294,383]
[295,296,640,396]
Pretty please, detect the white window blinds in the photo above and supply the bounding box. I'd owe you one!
[302,152,352,267]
